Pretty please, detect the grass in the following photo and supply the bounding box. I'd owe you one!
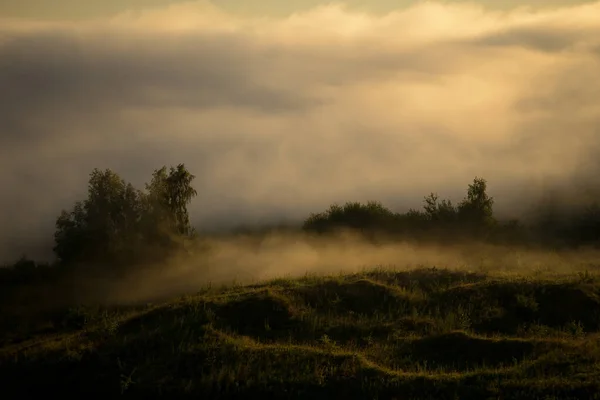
[2,267,600,399]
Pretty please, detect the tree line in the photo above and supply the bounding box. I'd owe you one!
[3,165,600,279]
[302,178,498,242]
[302,178,600,247]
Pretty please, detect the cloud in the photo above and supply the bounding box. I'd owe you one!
[474,27,584,52]
[1,1,600,261]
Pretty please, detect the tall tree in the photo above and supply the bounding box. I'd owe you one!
[457,177,496,235]
[54,169,143,264]
[145,164,198,236]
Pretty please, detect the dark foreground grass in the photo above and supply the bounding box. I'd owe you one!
[2,267,600,399]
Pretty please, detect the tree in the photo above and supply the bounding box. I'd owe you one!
[54,169,145,265]
[53,164,198,266]
[423,193,457,223]
[145,164,198,237]
[54,201,88,264]
[457,177,496,235]
[302,201,395,234]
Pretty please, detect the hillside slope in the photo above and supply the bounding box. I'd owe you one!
[2,268,600,399]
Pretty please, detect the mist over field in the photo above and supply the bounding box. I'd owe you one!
[1,0,600,263]
[93,232,600,305]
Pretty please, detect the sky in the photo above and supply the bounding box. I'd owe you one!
[1,1,598,19]
[1,0,600,261]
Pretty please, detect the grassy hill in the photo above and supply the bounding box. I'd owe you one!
[2,267,600,399]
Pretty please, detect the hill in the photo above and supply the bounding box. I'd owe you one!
[2,267,600,399]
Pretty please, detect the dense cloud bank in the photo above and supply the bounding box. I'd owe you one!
[1,1,600,261]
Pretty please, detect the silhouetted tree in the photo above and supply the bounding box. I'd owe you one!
[457,177,496,236]
[423,193,457,224]
[303,201,395,234]
[145,164,197,236]
[54,169,145,265]
[53,164,198,266]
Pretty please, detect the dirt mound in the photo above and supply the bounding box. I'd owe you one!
[536,284,600,329]
[403,331,538,370]
[296,279,421,315]
[436,281,600,333]
[215,290,299,338]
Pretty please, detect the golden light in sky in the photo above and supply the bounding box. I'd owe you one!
[1,0,600,259]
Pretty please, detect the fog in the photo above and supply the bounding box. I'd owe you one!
[1,0,600,262]
[93,231,600,305]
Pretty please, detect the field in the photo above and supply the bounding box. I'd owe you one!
[2,267,600,399]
